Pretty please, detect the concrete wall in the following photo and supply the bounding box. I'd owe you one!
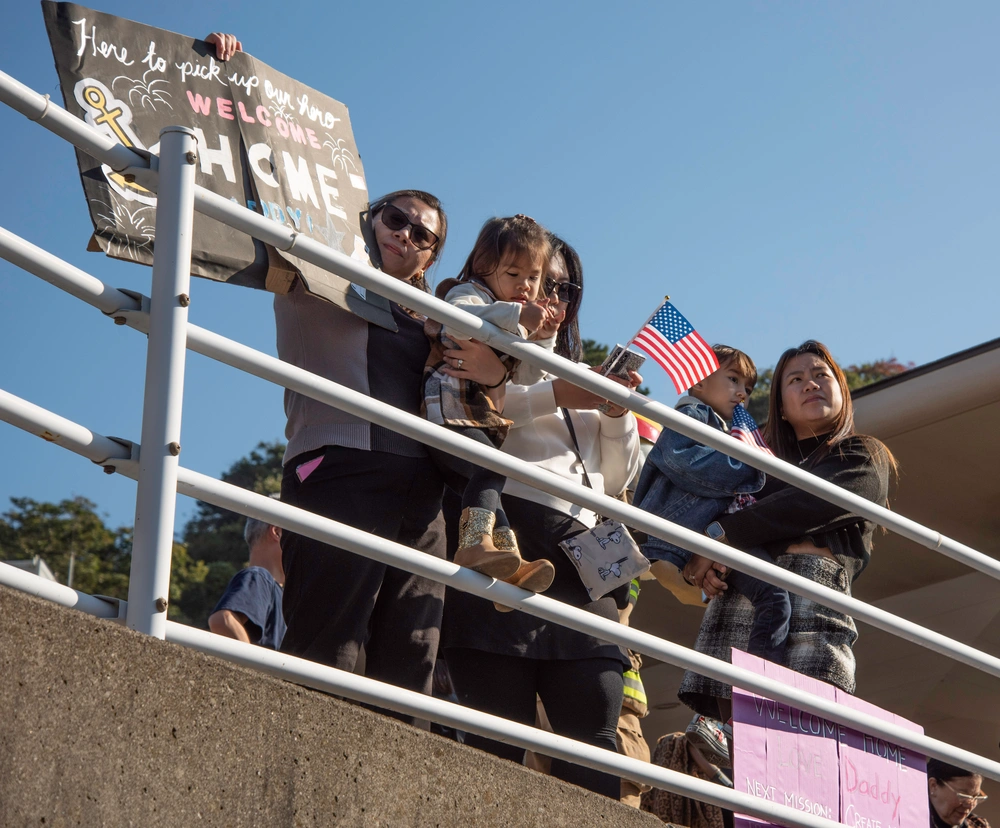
[0,585,660,827]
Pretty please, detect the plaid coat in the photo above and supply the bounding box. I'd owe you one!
[679,551,862,717]
[421,279,554,445]
[421,317,514,445]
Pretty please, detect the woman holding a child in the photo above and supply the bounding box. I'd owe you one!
[678,340,896,720]
[442,234,642,799]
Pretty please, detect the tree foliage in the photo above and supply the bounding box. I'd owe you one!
[581,339,610,367]
[843,358,914,390]
[746,368,773,422]
[174,440,285,625]
[182,440,284,566]
[0,496,130,597]
[0,441,285,629]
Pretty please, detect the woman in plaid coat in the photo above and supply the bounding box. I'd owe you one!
[678,340,896,722]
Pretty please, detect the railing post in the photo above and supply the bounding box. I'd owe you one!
[125,126,198,637]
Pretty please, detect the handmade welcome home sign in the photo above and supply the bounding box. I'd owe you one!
[42,2,396,329]
[731,651,928,828]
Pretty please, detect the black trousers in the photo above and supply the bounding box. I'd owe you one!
[445,647,624,798]
[280,447,446,706]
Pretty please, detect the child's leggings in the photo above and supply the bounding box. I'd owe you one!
[428,426,510,530]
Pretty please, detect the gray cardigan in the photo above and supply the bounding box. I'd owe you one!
[275,281,430,464]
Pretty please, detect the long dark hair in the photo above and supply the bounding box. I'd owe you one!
[454,214,551,291]
[368,189,447,294]
[764,340,897,476]
[547,233,584,363]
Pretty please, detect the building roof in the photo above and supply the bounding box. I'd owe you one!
[852,336,1000,400]
[1,556,57,582]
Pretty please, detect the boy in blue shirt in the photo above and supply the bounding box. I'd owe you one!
[208,511,286,650]
[634,345,790,664]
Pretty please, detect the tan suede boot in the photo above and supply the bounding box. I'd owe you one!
[492,527,556,612]
[454,507,520,579]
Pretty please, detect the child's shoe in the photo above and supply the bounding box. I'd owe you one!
[684,714,731,767]
[492,526,555,612]
[454,507,520,579]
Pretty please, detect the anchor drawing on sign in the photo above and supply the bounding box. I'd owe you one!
[74,78,157,205]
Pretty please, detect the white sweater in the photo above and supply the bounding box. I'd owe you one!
[501,375,640,528]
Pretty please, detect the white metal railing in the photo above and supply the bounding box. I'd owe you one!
[1,67,995,586]
[3,388,999,787]
[1,65,998,827]
[126,126,198,638]
[3,223,999,687]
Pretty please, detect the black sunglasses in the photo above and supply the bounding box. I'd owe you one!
[378,203,439,250]
[544,277,582,304]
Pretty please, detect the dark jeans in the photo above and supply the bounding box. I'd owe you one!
[727,547,791,664]
[279,447,446,718]
[446,647,624,798]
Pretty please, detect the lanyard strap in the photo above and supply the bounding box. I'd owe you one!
[561,408,595,491]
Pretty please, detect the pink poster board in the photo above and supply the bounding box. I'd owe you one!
[731,650,928,828]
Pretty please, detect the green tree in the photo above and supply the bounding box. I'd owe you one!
[844,358,914,390]
[0,497,211,623]
[746,368,773,422]
[581,339,609,367]
[174,440,285,627]
[167,540,212,626]
[0,496,131,597]
[182,440,284,567]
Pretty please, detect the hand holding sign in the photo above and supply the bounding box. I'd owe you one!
[205,32,242,61]
[44,2,396,329]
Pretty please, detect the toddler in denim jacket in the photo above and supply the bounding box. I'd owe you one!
[634,345,791,664]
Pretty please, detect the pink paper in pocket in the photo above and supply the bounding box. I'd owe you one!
[296,455,324,483]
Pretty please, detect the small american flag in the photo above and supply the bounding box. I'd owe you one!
[632,300,719,394]
[730,404,774,455]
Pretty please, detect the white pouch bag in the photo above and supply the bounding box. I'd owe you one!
[558,408,650,600]
[559,519,649,600]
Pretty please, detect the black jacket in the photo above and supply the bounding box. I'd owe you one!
[717,434,891,579]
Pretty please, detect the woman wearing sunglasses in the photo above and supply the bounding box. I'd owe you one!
[442,234,642,798]
[206,35,507,709]
[274,187,510,708]
[928,760,990,827]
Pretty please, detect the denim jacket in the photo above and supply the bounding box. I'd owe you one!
[634,396,765,568]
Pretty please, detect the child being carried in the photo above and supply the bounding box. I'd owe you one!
[634,345,790,664]
[423,215,561,598]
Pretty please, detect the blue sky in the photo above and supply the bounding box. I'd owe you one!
[1,1,997,534]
